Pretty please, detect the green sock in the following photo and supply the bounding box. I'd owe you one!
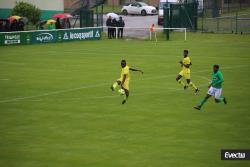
[199,98,208,107]
[220,97,225,102]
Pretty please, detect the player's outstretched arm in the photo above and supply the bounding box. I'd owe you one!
[179,60,183,66]
[129,67,144,74]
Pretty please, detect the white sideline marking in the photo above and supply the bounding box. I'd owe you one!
[44,50,250,59]
[91,83,210,100]
[0,72,197,103]
[0,83,109,103]
[194,75,211,82]
[0,65,247,103]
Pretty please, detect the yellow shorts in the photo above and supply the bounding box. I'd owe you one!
[118,78,130,90]
[179,70,191,79]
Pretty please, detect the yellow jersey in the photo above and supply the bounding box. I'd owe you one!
[120,65,130,81]
[182,57,191,73]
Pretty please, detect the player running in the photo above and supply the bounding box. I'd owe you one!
[176,50,199,94]
[194,65,227,110]
[111,60,143,104]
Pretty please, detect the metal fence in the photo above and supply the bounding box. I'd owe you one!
[202,1,250,17]
[197,1,250,34]
[199,13,250,34]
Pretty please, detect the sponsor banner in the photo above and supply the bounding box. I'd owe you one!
[0,28,101,46]
[0,32,30,46]
[4,33,21,45]
[31,31,57,44]
[221,149,250,160]
[0,33,22,45]
[58,28,101,42]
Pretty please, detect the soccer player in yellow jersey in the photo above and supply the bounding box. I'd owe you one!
[111,60,143,104]
[176,50,199,94]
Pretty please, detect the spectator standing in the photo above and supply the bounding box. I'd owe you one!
[117,16,125,39]
[5,20,10,31]
[38,21,44,30]
[0,21,4,32]
[62,18,70,29]
[48,23,55,30]
[10,19,18,31]
[106,16,112,39]
[66,18,71,29]
[18,20,24,31]
[111,18,117,38]
[55,18,61,29]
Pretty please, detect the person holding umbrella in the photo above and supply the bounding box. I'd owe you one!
[47,22,55,30]
[53,13,72,29]
[16,17,28,31]
[64,18,71,29]
[46,20,56,30]
[37,20,46,30]
[10,19,18,31]
[117,16,125,39]
[8,16,21,31]
[17,19,25,31]
[55,18,61,29]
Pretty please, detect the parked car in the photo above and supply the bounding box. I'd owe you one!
[122,2,157,16]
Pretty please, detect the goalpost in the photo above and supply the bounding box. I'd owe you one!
[102,26,187,41]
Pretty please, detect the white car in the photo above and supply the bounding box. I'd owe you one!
[122,2,157,16]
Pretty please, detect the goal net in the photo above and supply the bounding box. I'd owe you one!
[102,26,187,41]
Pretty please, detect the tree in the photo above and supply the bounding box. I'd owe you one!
[11,1,41,24]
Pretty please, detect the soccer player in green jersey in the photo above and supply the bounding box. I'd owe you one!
[194,65,227,110]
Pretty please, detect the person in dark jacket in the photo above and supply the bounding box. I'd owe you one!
[66,18,71,29]
[111,18,117,38]
[117,16,125,39]
[55,18,61,29]
[106,16,112,39]
[0,21,4,32]
[17,20,24,31]
[10,19,18,31]
[5,20,10,32]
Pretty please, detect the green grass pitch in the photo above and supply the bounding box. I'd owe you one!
[0,33,250,167]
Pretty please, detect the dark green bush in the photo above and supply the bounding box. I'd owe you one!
[11,1,41,24]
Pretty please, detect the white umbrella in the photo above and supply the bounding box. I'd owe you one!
[107,13,119,19]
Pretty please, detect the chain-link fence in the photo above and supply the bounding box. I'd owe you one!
[199,13,250,34]
[202,0,250,14]
[198,1,250,34]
